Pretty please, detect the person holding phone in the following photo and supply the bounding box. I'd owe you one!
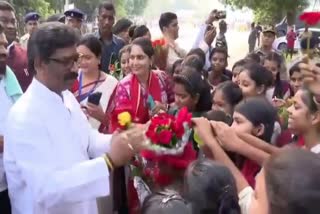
[72,35,118,132]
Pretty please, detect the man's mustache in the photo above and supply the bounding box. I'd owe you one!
[64,72,78,81]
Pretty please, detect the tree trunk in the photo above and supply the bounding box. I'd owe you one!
[286,10,296,26]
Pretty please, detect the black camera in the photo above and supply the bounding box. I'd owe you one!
[215,10,226,19]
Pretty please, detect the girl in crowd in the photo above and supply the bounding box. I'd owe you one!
[262,52,290,102]
[184,159,241,214]
[212,81,243,116]
[208,47,231,88]
[170,59,183,76]
[119,45,131,77]
[238,63,272,98]
[172,66,212,116]
[289,64,303,96]
[113,37,174,125]
[287,88,320,153]
[230,97,277,186]
[72,35,118,131]
[231,59,247,84]
[192,118,320,214]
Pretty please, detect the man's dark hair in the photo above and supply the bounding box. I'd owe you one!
[98,2,115,14]
[0,1,15,12]
[159,12,177,32]
[28,22,80,73]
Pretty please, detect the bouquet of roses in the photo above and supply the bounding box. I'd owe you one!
[144,107,192,155]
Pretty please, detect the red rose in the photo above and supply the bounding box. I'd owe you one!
[158,130,172,145]
[146,129,159,143]
[299,12,320,26]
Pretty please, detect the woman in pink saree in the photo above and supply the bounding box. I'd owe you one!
[112,37,174,127]
[111,37,174,213]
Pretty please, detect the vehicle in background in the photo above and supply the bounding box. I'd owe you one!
[273,28,320,53]
[275,16,305,37]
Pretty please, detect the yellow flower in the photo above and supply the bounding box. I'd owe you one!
[118,112,132,127]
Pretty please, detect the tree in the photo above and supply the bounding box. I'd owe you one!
[125,0,149,16]
[221,0,309,25]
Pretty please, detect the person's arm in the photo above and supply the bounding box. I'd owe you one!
[192,118,249,193]
[237,132,281,155]
[4,117,111,209]
[211,122,270,166]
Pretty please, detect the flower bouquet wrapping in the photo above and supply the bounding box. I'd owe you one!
[152,38,168,71]
[143,107,193,155]
[277,98,294,129]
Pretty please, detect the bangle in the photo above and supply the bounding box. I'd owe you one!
[103,154,114,171]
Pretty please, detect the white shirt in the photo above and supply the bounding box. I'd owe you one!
[0,79,13,191]
[4,79,111,214]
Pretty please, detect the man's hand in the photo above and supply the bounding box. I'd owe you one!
[86,103,106,123]
[204,26,216,46]
[108,126,147,168]
[206,10,219,25]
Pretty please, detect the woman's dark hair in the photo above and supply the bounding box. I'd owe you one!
[119,44,131,60]
[171,59,183,76]
[77,35,102,57]
[245,53,261,64]
[242,62,273,94]
[159,12,177,32]
[289,64,301,77]
[300,87,319,114]
[174,67,212,112]
[203,110,233,126]
[187,48,206,67]
[183,55,205,73]
[185,159,241,214]
[265,147,320,214]
[214,81,243,111]
[112,18,133,35]
[142,190,191,214]
[130,37,154,58]
[28,22,80,74]
[131,25,150,40]
[263,52,284,98]
[232,59,247,72]
[209,47,228,61]
[235,97,277,142]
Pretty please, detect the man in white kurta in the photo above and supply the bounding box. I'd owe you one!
[4,22,145,214]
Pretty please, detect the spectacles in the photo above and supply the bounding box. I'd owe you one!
[48,56,79,68]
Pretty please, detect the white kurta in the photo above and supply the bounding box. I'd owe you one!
[4,79,112,214]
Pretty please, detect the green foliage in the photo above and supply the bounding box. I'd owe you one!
[221,0,309,25]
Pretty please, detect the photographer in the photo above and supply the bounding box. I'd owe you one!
[193,9,226,70]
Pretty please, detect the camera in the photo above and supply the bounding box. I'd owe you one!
[215,10,226,20]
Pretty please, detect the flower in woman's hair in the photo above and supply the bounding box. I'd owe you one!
[118,111,132,128]
[299,12,320,26]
